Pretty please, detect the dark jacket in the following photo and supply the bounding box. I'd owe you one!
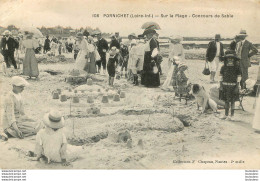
[110,39,120,49]
[0,37,19,54]
[206,41,224,62]
[230,40,237,51]
[97,38,109,55]
[239,40,258,68]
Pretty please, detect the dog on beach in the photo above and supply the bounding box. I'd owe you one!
[191,84,218,113]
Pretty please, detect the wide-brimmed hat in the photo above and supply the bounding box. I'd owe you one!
[169,35,183,42]
[11,76,29,87]
[76,32,83,38]
[128,33,136,38]
[215,34,221,39]
[178,63,188,70]
[130,39,137,45]
[143,29,156,36]
[224,50,239,60]
[43,110,65,129]
[3,30,11,36]
[237,30,247,37]
[109,46,119,56]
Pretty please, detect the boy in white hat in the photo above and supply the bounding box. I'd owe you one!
[107,47,119,86]
[34,110,69,166]
[2,76,43,139]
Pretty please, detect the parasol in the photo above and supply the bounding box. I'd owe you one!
[141,21,161,30]
[20,26,43,38]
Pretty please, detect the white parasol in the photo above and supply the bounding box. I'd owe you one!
[141,22,161,30]
[20,26,43,38]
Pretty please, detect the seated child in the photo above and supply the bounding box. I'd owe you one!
[191,84,218,113]
[219,50,241,121]
[34,110,69,166]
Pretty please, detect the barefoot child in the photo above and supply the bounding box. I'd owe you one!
[219,50,241,121]
[34,110,69,166]
[176,63,189,100]
[107,47,119,87]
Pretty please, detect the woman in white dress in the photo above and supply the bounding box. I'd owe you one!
[161,35,184,90]
[74,33,89,72]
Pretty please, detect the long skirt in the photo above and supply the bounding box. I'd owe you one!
[23,48,39,77]
[253,96,260,131]
[161,63,174,89]
[84,52,96,74]
[5,118,43,138]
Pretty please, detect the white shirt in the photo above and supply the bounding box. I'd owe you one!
[216,42,220,56]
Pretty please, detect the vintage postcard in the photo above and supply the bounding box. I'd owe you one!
[0,0,259,170]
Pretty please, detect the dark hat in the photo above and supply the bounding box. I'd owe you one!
[83,30,90,37]
[215,34,221,39]
[224,50,239,60]
[143,28,156,36]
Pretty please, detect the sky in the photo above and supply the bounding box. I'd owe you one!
[0,0,259,39]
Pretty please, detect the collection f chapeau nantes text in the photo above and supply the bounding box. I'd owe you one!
[173,159,245,164]
[92,13,234,18]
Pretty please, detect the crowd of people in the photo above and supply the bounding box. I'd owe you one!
[0,26,260,166]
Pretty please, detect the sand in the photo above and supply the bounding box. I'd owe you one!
[0,53,260,169]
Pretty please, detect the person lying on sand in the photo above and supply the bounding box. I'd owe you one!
[2,76,43,139]
[33,110,70,166]
[191,84,218,114]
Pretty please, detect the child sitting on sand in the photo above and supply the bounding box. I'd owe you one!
[191,84,218,114]
[34,110,69,166]
[219,50,241,121]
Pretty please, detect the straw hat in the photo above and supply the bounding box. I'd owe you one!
[11,76,29,87]
[178,63,188,70]
[237,30,247,37]
[109,46,119,56]
[76,32,83,38]
[130,39,137,45]
[43,110,65,129]
[169,35,183,42]
[3,30,11,36]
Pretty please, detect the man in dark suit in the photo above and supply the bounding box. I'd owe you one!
[0,30,19,69]
[96,32,109,74]
[235,30,258,89]
[110,35,120,49]
[230,35,240,51]
[206,34,224,83]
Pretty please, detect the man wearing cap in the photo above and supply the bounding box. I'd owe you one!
[96,32,109,74]
[0,30,19,69]
[2,76,43,139]
[235,30,258,89]
[206,34,224,83]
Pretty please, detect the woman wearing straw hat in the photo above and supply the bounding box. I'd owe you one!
[1,76,43,139]
[162,35,184,91]
[21,32,39,79]
[74,32,89,72]
[34,110,69,165]
[84,36,97,74]
[141,28,160,87]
